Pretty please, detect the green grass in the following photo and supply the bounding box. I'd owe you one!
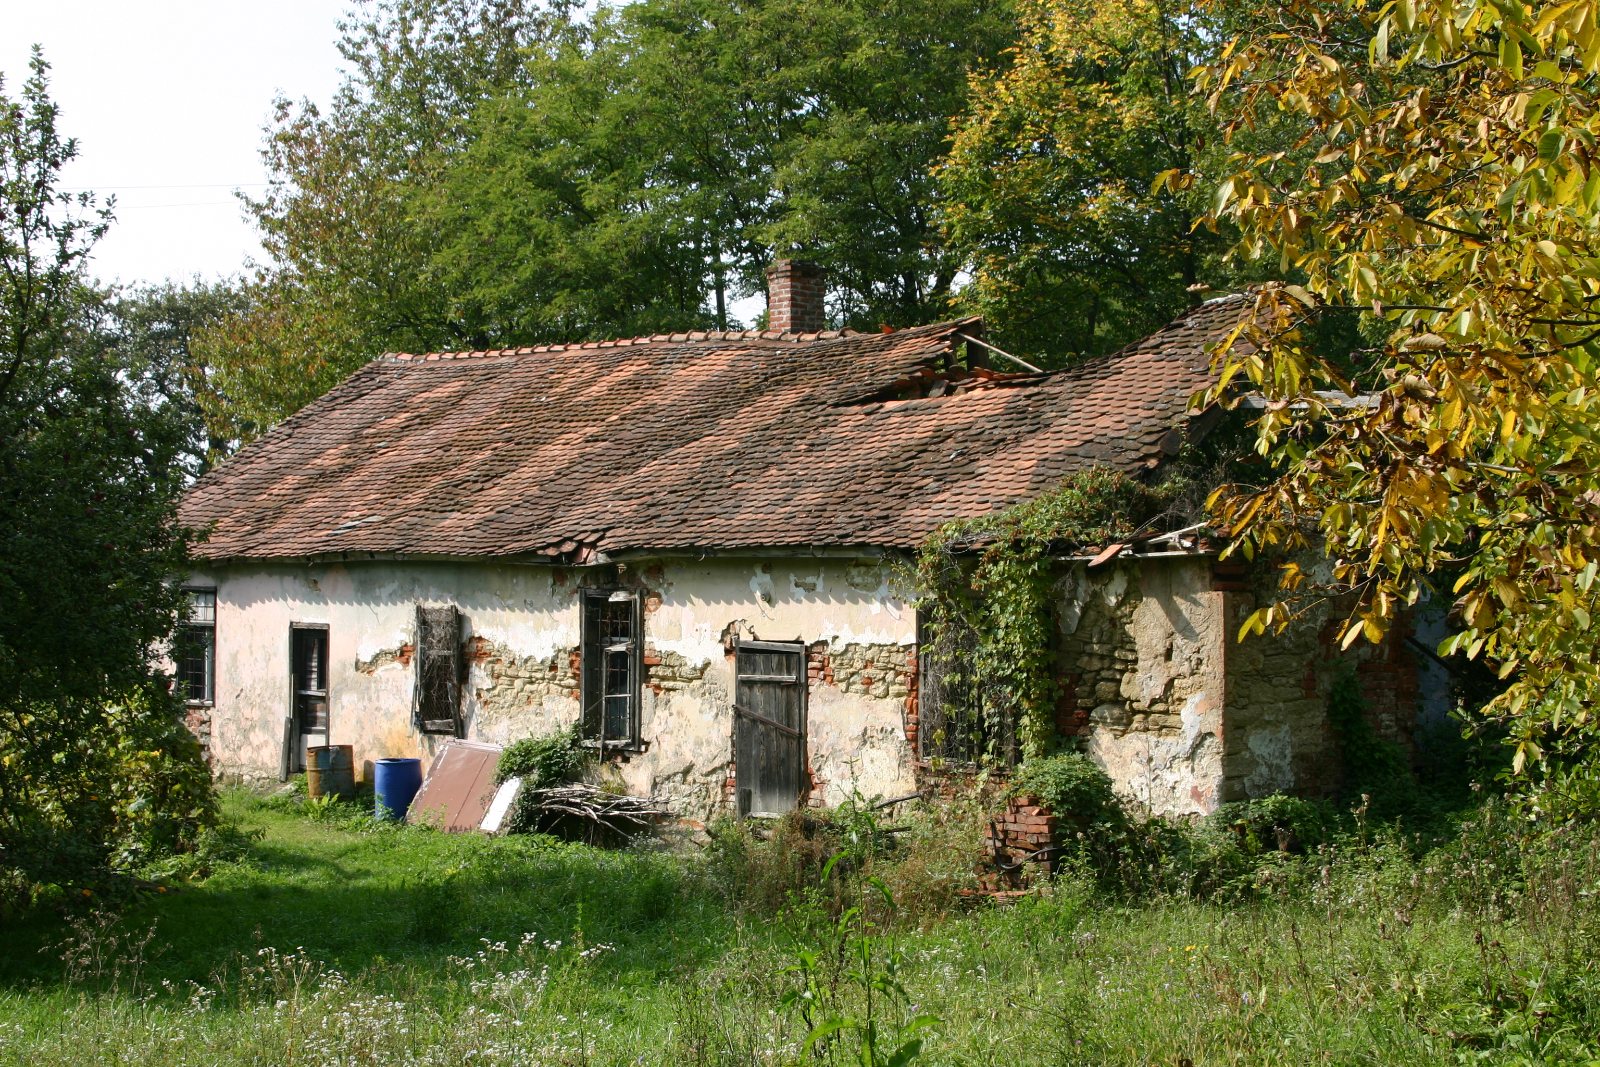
[0,790,1596,1065]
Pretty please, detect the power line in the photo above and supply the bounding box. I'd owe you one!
[58,182,272,192]
[114,202,245,211]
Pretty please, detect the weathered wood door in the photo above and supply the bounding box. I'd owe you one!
[734,641,806,817]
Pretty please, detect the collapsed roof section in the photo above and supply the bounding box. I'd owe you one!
[181,296,1257,564]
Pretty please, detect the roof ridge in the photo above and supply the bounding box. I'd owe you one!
[378,315,985,363]
[382,326,863,363]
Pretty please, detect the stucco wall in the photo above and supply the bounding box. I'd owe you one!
[1055,558,1228,817]
[191,556,916,820]
[1054,555,1434,816]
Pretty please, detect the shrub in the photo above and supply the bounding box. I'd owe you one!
[1209,794,1336,855]
[496,725,590,835]
[1009,753,1131,870]
[496,724,588,790]
[1,682,216,913]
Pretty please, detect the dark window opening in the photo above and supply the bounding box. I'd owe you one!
[917,609,1018,768]
[580,590,640,748]
[414,605,463,736]
[179,589,216,705]
[290,625,329,774]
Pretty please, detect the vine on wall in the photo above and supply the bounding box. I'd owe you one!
[913,466,1190,763]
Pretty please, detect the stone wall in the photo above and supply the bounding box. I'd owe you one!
[1056,557,1228,816]
[1048,554,1433,815]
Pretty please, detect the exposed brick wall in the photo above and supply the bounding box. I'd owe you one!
[765,259,827,333]
[644,648,711,695]
[903,646,920,756]
[980,793,1058,890]
[468,636,580,725]
[185,705,213,766]
[1312,610,1423,753]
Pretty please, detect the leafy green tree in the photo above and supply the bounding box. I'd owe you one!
[210,0,1018,440]
[201,0,581,442]
[402,0,1021,335]
[937,0,1257,363]
[0,51,211,909]
[1197,0,1600,810]
[101,280,249,475]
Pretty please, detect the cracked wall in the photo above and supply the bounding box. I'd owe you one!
[192,556,917,819]
[1056,558,1227,817]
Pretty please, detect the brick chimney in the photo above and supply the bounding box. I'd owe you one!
[765,259,827,333]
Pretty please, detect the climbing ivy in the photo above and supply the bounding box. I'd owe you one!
[913,466,1189,763]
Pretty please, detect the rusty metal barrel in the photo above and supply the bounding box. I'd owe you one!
[305,744,356,799]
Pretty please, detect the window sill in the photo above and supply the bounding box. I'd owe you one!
[186,700,215,709]
[580,739,648,755]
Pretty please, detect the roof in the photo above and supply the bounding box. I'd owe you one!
[181,295,1254,563]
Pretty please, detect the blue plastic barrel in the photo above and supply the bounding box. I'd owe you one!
[373,757,423,821]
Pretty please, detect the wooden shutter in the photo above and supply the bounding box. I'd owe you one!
[414,605,463,735]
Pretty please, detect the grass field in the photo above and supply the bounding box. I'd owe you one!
[0,789,1596,1065]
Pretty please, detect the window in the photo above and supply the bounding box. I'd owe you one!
[179,589,216,705]
[917,609,1017,767]
[580,589,640,748]
[413,605,463,736]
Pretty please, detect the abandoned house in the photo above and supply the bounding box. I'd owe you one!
[176,262,1439,822]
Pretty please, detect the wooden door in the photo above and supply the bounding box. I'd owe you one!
[733,641,805,817]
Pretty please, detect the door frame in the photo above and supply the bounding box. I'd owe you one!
[288,623,330,774]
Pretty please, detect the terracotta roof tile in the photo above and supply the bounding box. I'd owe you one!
[181,298,1253,561]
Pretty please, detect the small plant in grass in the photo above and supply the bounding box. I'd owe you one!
[782,860,939,1066]
[140,821,263,882]
[52,908,162,996]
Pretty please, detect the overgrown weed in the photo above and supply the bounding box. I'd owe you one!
[4,787,1600,1064]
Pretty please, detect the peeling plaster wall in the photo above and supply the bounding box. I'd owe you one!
[1217,590,1338,801]
[1054,555,1432,816]
[196,557,915,819]
[1056,558,1227,817]
[1219,564,1438,802]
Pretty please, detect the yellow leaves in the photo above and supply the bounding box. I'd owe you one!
[1150,168,1194,194]
[1193,0,1600,776]
[1498,30,1524,79]
[1339,612,1385,650]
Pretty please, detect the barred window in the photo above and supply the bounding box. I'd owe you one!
[917,608,1017,768]
[179,589,216,705]
[580,590,640,748]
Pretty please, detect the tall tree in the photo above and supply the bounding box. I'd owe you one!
[103,280,248,476]
[937,0,1263,363]
[1198,0,1600,810]
[200,0,581,443]
[0,51,211,908]
[207,0,1019,441]
[414,0,1022,333]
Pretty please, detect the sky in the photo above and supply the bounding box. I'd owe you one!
[3,0,350,289]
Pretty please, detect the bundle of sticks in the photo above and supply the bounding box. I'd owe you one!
[522,782,671,839]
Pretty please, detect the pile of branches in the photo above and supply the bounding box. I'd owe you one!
[519,783,671,845]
